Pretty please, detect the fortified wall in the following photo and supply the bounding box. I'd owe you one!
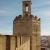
[13,14,40,36]
[0,35,30,50]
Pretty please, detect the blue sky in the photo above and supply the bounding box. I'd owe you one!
[0,0,50,35]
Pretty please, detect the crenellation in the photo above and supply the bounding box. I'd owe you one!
[23,14,28,19]
[19,15,22,17]
[18,15,22,19]
[14,16,18,21]
[14,15,23,21]
[38,18,41,21]
[35,16,37,20]
[14,14,41,22]
[29,14,34,19]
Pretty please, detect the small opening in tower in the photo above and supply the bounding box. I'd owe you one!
[25,4,28,12]
[26,6,28,11]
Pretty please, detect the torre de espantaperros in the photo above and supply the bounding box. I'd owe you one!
[0,0,41,50]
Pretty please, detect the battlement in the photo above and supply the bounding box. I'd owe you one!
[14,14,40,22]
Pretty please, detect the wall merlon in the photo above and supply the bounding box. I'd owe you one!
[29,14,34,19]
[31,15,40,22]
[35,16,37,20]
[18,15,22,18]
[14,15,23,21]
[29,15,39,21]
[38,18,41,21]
[13,14,41,23]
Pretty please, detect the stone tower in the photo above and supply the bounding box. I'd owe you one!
[22,0,31,17]
[13,0,41,50]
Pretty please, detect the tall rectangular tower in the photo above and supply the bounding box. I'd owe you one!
[22,0,31,16]
[13,0,41,50]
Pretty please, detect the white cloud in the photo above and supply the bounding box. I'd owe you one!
[0,10,6,13]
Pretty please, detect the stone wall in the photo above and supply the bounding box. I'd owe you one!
[0,35,6,50]
[0,35,30,50]
[16,36,30,50]
[10,36,16,50]
[13,14,41,50]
